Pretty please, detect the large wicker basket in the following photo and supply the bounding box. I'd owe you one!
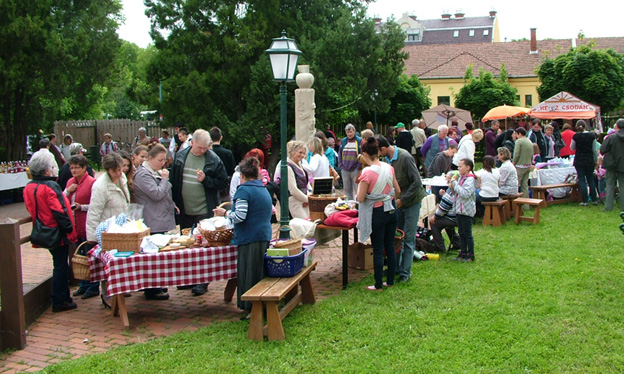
[308,193,343,223]
[71,242,91,281]
[273,225,302,255]
[101,228,150,253]
[198,202,234,247]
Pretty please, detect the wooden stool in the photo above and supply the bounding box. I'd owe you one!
[513,198,544,225]
[482,199,507,227]
[501,193,523,219]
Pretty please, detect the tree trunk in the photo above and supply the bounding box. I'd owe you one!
[4,88,28,161]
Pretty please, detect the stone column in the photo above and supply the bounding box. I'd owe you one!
[295,65,316,144]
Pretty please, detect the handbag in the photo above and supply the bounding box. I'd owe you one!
[30,184,63,248]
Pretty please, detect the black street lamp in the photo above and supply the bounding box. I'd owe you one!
[266,30,302,239]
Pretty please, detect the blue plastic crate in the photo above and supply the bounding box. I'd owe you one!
[265,249,307,277]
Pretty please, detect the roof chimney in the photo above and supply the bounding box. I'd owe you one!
[441,12,451,20]
[530,28,538,54]
[489,10,497,18]
[454,12,465,19]
[409,15,417,21]
[373,17,382,24]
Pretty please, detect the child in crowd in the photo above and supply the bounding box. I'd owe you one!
[532,143,542,165]
[132,145,148,169]
[447,158,477,262]
[475,155,500,218]
[595,155,607,203]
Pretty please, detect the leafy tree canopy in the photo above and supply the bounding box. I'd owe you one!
[454,65,519,120]
[537,44,624,113]
[375,74,431,126]
[144,0,407,159]
[0,0,122,159]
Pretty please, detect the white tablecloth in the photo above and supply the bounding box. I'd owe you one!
[0,172,29,191]
[535,167,577,198]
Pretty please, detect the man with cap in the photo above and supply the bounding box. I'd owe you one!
[57,143,94,190]
[395,122,414,153]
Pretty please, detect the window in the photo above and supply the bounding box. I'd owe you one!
[516,95,520,102]
[469,30,475,37]
[438,96,451,105]
[525,94,533,106]
[453,30,459,38]
[483,30,489,36]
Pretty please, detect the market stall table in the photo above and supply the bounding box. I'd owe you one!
[534,167,579,200]
[89,245,238,329]
[315,224,357,289]
[0,172,29,191]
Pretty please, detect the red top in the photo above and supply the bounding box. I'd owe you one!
[67,174,96,239]
[24,178,77,247]
[560,129,576,157]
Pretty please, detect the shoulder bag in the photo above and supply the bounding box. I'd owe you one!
[30,184,62,248]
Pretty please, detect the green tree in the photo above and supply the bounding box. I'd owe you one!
[0,0,122,159]
[376,74,431,126]
[144,0,406,164]
[454,65,518,120]
[537,44,624,113]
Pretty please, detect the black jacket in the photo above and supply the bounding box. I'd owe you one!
[170,147,229,217]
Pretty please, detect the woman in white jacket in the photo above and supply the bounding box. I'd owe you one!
[85,153,130,243]
[452,129,484,169]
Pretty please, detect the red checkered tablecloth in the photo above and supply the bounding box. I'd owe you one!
[88,245,237,297]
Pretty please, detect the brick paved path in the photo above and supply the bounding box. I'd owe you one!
[0,202,370,373]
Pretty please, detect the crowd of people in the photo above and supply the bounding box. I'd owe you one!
[23,116,624,312]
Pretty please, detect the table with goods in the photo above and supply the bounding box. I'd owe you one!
[0,161,30,191]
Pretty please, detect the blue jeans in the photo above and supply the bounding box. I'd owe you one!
[50,245,72,307]
[370,204,398,289]
[575,164,597,203]
[397,201,422,279]
[456,214,474,258]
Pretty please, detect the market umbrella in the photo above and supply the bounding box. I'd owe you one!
[482,105,530,122]
[422,104,473,131]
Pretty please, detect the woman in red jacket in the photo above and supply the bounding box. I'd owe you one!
[63,154,98,299]
[24,151,78,313]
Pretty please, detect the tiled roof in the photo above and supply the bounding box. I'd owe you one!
[576,37,624,53]
[404,39,575,79]
[420,16,495,30]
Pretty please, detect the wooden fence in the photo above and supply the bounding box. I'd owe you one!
[53,119,173,151]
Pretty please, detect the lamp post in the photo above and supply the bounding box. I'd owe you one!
[266,30,302,239]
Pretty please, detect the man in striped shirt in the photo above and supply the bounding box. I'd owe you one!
[429,185,460,253]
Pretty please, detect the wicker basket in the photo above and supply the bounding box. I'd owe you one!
[198,202,234,246]
[101,228,150,253]
[273,225,302,255]
[71,242,91,281]
[308,193,343,223]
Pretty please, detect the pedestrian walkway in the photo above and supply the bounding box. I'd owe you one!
[0,202,369,373]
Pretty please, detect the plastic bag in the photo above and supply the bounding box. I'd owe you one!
[126,203,144,221]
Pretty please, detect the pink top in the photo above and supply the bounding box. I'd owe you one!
[359,164,395,208]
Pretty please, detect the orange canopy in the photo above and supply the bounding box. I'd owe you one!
[482,105,530,122]
[528,92,600,120]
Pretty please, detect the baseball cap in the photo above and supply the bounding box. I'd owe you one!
[395,122,405,129]
[69,143,86,155]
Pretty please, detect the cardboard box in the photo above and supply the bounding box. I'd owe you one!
[348,243,373,270]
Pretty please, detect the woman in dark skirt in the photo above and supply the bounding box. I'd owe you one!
[213,157,273,312]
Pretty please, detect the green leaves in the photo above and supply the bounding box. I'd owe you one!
[537,45,624,113]
[455,67,518,120]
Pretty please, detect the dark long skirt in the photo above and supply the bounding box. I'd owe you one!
[237,241,270,311]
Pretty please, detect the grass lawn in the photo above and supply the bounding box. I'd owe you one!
[43,204,624,374]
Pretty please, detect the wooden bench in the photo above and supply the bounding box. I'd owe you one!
[242,262,317,341]
[482,199,507,227]
[500,193,523,219]
[513,198,544,225]
[530,183,581,207]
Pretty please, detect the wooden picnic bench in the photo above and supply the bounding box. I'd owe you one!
[241,261,317,341]
[530,183,581,207]
[482,199,507,227]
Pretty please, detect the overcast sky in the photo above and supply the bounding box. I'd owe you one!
[118,0,624,48]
